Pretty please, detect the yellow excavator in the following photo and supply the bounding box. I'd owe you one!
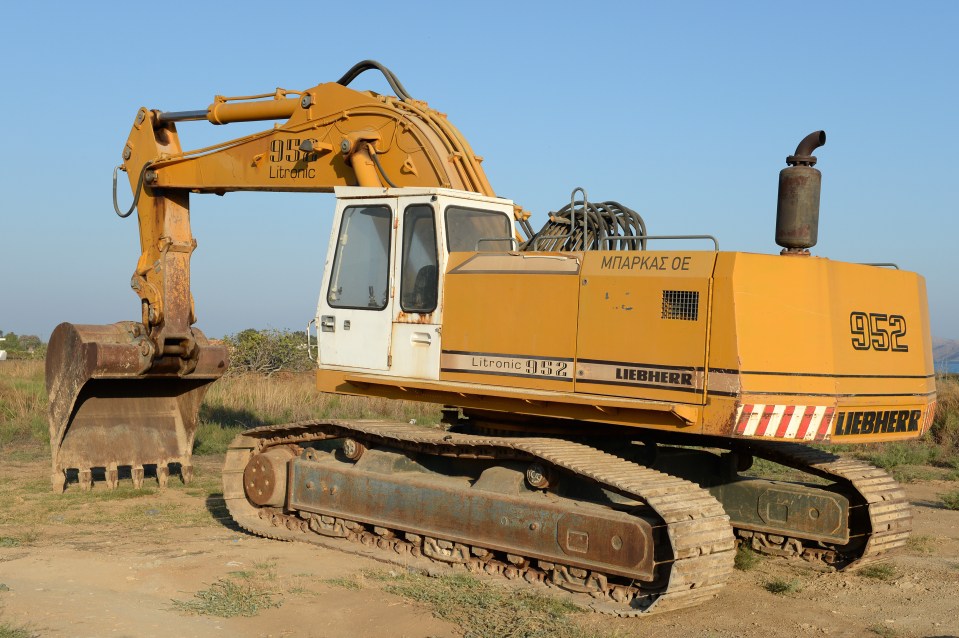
[46,61,936,615]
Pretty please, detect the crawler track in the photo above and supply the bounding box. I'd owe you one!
[729,439,911,568]
[223,420,736,615]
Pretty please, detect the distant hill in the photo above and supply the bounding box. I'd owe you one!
[934,337,959,363]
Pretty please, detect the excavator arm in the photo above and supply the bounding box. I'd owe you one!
[47,60,500,491]
[124,62,496,358]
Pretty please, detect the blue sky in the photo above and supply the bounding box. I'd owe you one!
[1,1,956,339]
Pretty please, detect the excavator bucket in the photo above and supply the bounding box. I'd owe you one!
[46,322,228,492]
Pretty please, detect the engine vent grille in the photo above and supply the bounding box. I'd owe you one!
[662,290,699,321]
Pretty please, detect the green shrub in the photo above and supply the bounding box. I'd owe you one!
[223,328,313,376]
[859,563,897,581]
[734,545,761,571]
[764,578,802,594]
[367,570,594,638]
[857,442,938,470]
[0,621,37,638]
[172,576,280,617]
[940,490,959,510]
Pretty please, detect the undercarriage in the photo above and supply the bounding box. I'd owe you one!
[222,417,910,615]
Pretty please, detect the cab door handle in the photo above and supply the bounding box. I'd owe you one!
[320,315,335,332]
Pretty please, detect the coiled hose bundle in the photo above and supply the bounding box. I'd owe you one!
[522,189,647,252]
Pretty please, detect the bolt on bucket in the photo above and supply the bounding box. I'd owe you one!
[46,321,228,492]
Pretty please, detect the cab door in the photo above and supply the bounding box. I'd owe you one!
[316,198,396,370]
[390,197,443,379]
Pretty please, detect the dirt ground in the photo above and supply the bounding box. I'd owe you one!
[1,455,958,638]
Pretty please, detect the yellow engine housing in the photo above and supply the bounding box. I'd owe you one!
[319,247,935,444]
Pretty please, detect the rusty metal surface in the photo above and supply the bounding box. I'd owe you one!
[222,420,735,615]
[597,430,910,571]
[776,130,826,251]
[244,447,296,507]
[394,310,435,324]
[709,479,849,544]
[221,419,912,615]
[46,321,227,491]
[288,450,656,578]
[731,439,912,568]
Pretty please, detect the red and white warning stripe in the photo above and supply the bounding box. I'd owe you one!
[735,404,836,441]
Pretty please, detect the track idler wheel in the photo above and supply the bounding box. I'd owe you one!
[244,446,298,507]
[342,438,366,461]
[525,463,554,489]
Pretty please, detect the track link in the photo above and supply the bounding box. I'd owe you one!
[223,420,736,615]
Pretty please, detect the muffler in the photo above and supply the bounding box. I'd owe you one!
[46,321,227,491]
[776,130,826,254]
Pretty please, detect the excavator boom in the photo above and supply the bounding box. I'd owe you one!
[47,61,499,491]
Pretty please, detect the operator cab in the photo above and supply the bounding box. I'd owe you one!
[315,186,516,379]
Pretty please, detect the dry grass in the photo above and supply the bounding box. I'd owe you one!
[171,564,282,618]
[867,625,901,638]
[0,621,37,638]
[203,372,441,425]
[0,361,443,456]
[905,534,935,554]
[0,456,227,535]
[0,360,43,381]
[0,361,46,449]
[337,569,602,638]
[931,375,959,452]
[3,363,958,467]
[196,372,442,454]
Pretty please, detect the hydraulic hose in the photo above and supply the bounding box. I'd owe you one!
[523,199,648,252]
[337,60,413,102]
[113,162,152,219]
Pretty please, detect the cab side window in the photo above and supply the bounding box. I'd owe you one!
[445,206,512,252]
[400,204,438,313]
[327,205,392,310]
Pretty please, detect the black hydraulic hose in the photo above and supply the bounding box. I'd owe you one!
[368,146,399,188]
[337,60,413,102]
[113,162,152,219]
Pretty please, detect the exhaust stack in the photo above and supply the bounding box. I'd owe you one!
[776,130,826,254]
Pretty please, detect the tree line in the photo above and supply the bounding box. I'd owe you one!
[0,330,45,360]
[0,327,312,373]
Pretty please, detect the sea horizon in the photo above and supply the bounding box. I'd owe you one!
[937,361,959,375]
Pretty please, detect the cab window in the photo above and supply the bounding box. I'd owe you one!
[327,205,391,310]
[445,206,512,252]
[400,204,438,313]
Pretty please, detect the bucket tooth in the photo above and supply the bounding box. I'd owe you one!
[78,469,93,491]
[132,465,145,489]
[45,322,228,492]
[157,464,170,488]
[105,463,119,490]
